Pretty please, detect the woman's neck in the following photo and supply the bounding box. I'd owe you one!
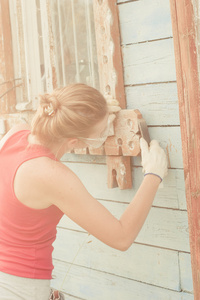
[28,134,68,160]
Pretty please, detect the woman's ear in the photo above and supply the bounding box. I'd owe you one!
[67,138,79,150]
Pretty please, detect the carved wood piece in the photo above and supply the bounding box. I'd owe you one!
[107,156,132,189]
[104,109,141,156]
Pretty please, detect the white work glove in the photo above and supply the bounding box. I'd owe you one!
[105,96,121,136]
[140,138,168,182]
[106,96,121,114]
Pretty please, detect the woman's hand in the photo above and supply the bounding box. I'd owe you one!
[105,96,121,136]
[140,138,168,182]
[106,96,121,114]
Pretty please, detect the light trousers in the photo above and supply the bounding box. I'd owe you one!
[0,271,51,300]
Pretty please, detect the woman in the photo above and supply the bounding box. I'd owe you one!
[0,83,168,300]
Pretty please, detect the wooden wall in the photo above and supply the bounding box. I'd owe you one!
[51,0,194,299]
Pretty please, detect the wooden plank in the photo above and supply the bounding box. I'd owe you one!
[24,0,42,100]
[179,252,193,293]
[118,0,173,44]
[136,206,190,252]
[61,162,186,210]
[169,0,200,298]
[93,0,132,189]
[58,202,190,252]
[53,229,181,291]
[0,0,16,113]
[15,0,29,103]
[125,83,179,126]
[93,0,126,107]
[122,38,177,85]
[51,260,194,300]
[46,0,57,89]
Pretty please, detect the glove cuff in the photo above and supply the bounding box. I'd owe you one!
[144,173,163,182]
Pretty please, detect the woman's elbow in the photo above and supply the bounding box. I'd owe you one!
[118,244,130,252]
[113,237,134,252]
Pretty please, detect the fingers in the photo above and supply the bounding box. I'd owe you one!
[107,99,120,106]
[107,105,121,113]
[150,140,159,146]
[106,96,121,113]
[150,140,160,148]
[107,114,116,136]
[149,140,163,154]
[108,114,116,123]
[140,138,149,158]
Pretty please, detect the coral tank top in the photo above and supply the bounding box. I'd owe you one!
[0,130,64,279]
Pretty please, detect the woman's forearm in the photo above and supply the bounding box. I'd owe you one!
[119,174,161,250]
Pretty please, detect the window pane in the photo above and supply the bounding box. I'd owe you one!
[50,0,100,89]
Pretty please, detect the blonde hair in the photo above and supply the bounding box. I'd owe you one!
[31,84,108,144]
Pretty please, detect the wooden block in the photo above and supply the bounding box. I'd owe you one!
[106,156,132,189]
[104,109,141,156]
[88,146,105,156]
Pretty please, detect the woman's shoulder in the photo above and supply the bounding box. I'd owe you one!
[14,154,76,209]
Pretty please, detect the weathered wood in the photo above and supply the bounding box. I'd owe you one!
[93,0,132,189]
[106,156,132,189]
[105,110,141,156]
[93,0,126,107]
[57,203,190,252]
[0,0,15,113]
[137,207,190,252]
[61,162,186,210]
[51,259,194,300]
[169,0,200,298]
[118,0,173,44]
[15,0,28,103]
[122,38,177,85]
[179,252,193,293]
[125,83,179,126]
[46,0,57,89]
[0,112,34,131]
[53,229,181,291]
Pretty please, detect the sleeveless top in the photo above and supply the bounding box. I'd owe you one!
[0,130,64,279]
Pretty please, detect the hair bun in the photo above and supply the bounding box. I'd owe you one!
[41,94,60,117]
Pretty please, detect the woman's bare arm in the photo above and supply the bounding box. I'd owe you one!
[44,160,160,251]
[14,138,166,251]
